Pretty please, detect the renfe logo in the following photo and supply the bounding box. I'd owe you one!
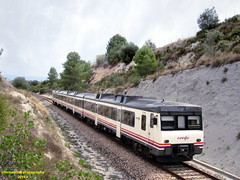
[177,136,189,141]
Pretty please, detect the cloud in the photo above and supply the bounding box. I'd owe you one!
[0,0,240,79]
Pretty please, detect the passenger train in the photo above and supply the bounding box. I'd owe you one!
[52,90,204,162]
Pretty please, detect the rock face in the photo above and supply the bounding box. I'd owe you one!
[127,61,240,176]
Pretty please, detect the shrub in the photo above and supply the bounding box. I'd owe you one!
[127,73,141,87]
[12,77,30,90]
[237,132,240,141]
[233,46,240,54]
[231,25,240,37]
[119,42,139,64]
[133,46,158,77]
[0,94,9,129]
[54,160,77,179]
[218,40,230,51]
[223,67,228,73]
[106,34,127,65]
[221,77,228,83]
[158,62,165,72]
[79,158,92,169]
[204,30,223,57]
[95,54,107,68]
[225,15,240,23]
[0,113,47,179]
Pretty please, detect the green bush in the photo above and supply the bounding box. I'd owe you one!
[158,62,165,72]
[119,42,139,64]
[231,25,240,36]
[225,15,240,23]
[133,45,158,77]
[79,158,92,169]
[0,112,47,179]
[106,34,127,65]
[233,46,240,54]
[95,73,126,88]
[105,74,126,88]
[12,77,30,90]
[203,30,223,56]
[127,73,141,87]
[0,94,9,130]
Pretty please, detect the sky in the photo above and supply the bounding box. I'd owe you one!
[0,0,239,81]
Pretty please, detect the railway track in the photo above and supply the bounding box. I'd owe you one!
[158,162,219,180]
[37,94,240,180]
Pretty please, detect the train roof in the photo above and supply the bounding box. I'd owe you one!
[52,90,202,113]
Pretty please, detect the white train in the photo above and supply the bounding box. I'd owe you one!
[52,90,204,162]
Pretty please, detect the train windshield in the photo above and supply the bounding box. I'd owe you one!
[161,115,202,130]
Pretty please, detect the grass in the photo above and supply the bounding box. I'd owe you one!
[79,158,92,169]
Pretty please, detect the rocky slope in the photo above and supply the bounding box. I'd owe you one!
[127,61,240,176]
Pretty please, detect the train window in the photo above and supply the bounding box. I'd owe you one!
[141,115,146,131]
[84,101,96,112]
[111,108,117,121]
[76,100,83,107]
[188,116,201,129]
[122,110,135,127]
[161,116,175,130]
[178,116,185,129]
[98,105,111,118]
[150,113,154,128]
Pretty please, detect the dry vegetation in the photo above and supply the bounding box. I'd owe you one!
[0,83,102,179]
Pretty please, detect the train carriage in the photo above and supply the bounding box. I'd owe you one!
[52,90,204,162]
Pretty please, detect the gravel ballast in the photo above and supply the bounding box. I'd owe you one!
[43,102,174,180]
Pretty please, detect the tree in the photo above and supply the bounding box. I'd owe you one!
[197,7,219,31]
[0,48,3,56]
[119,42,139,64]
[133,45,158,76]
[106,34,127,65]
[60,52,92,90]
[12,77,30,90]
[48,67,58,83]
[144,40,156,51]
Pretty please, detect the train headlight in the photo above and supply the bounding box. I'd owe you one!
[196,139,201,142]
[164,140,169,143]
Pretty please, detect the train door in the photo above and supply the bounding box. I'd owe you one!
[141,112,149,144]
[116,108,121,138]
[148,113,158,145]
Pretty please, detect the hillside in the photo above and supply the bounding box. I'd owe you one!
[91,15,240,93]
[88,14,240,176]
[127,61,240,176]
[0,76,102,179]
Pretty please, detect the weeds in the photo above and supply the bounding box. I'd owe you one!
[223,67,228,73]
[0,92,102,179]
[79,158,92,169]
[237,132,240,141]
[221,77,228,83]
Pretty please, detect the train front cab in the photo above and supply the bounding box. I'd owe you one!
[150,113,204,162]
